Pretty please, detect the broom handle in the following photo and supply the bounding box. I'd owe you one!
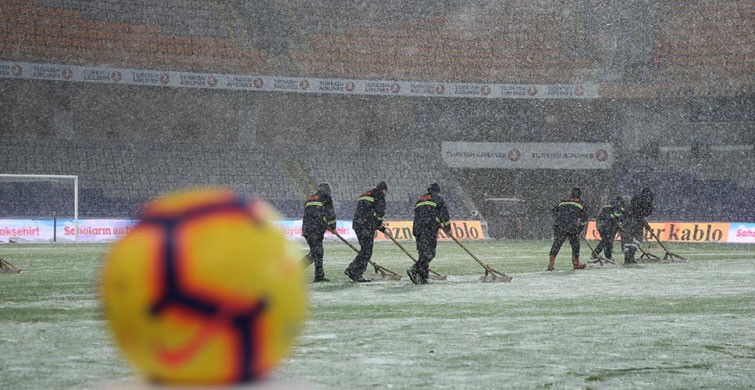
[637,242,658,258]
[382,230,417,261]
[644,223,673,254]
[580,232,600,257]
[333,230,360,253]
[449,234,491,272]
[333,230,398,275]
[383,229,444,277]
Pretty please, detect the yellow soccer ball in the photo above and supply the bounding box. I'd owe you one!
[101,188,307,385]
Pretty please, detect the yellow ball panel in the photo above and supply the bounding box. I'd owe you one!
[147,307,236,384]
[258,242,308,367]
[176,210,308,367]
[176,211,269,304]
[102,223,166,376]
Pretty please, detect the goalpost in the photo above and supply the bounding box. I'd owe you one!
[0,174,79,242]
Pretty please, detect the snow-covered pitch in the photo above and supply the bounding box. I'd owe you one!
[1,241,753,389]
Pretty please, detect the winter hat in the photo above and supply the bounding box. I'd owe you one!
[377,181,388,191]
[317,183,331,194]
[428,183,441,194]
[641,187,654,200]
[571,187,581,198]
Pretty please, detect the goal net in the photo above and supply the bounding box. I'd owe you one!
[0,174,79,243]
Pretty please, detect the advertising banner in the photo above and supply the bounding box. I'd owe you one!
[727,223,755,244]
[58,219,139,242]
[0,219,139,243]
[0,219,483,243]
[442,142,613,169]
[0,60,598,100]
[375,220,485,241]
[273,220,357,241]
[0,219,54,242]
[586,221,730,243]
[2,219,747,244]
[280,220,484,242]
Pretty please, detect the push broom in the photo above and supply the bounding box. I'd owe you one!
[0,257,21,273]
[645,223,688,262]
[448,234,512,282]
[332,230,402,281]
[581,232,615,265]
[381,229,447,280]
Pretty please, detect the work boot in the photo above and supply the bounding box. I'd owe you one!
[314,263,326,280]
[344,269,371,283]
[417,269,429,285]
[572,257,586,270]
[547,255,555,271]
[406,268,420,285]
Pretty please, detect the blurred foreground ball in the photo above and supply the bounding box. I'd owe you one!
[101,189,307,385]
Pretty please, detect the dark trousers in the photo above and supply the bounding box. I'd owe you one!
[412,234,437,280]
[549,229,580,259]
[595,225,617,259]
[305,234,325,278]
[621,218,644,263]
[346,228,375,276]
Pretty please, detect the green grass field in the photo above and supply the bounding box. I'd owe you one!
[1,241,754,389]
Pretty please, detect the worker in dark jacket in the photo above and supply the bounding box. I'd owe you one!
[344,181,388,282]
[407,183,451,285]
[593,196,626,261]
[621,187,654,264]
[302,183,336,282]
[548,188,588,271]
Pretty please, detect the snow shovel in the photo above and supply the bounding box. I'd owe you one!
[381,229,447,280]
[448,235,512,283]
[581,232,615,265]
[644,223,688,262]
[0,257,21,273]
[637,241,661,261]
[332,231,402,281]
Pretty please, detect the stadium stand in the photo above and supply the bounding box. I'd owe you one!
[0,139,301,218]
[618,147,755,222]
[0,180,74,218]
[298,148,474,219]
[2,0,751,84]
[292,5,593,83]
[0,0,597,82]
[0,137,476,220]
[0,0,269,74]
[654,0,754,81]
[1,0,753,238]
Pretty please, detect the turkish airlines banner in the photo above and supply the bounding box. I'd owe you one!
[442,142,613,169]
[0,60,598,100]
